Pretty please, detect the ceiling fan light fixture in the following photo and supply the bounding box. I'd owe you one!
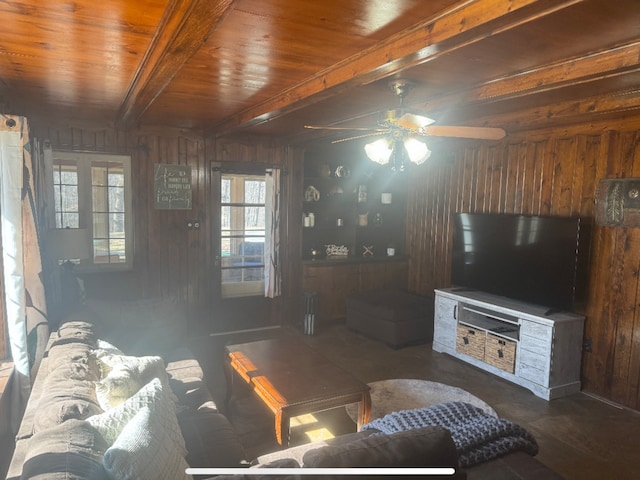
[364,138,393,165]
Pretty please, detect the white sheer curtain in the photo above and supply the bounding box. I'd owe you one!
[264,168,281,298]
[0,115,49,436]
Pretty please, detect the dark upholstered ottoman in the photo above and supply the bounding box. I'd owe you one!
[345,289,434,348]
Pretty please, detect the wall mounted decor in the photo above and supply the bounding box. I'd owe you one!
[595,178,640,227]
[154,164,192,209]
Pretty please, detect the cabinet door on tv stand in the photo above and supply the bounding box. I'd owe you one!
[433,294,458,354]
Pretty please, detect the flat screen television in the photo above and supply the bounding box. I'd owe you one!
[451,213,587,312]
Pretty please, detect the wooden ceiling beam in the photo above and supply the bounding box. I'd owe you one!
[460,85,640,133]
[419,41,640,113]
[212,0,587,136]
[117,0,237,127]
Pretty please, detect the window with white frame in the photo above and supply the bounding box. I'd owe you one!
[50,151,133,270]
[220,173,266,298]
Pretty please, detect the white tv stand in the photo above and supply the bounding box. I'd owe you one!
[433,288,585,400]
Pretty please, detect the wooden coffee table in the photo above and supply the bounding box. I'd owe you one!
[224,337,371,446]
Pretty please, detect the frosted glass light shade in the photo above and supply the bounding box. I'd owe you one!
[364,138,393,165]
[404,137,431,165]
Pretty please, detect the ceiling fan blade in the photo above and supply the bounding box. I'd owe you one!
[304,125,385,132]
[395,112,435,130]
[332,131,387,144]
[420,125,506,140]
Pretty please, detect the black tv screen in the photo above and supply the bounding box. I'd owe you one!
[451,213,584,312]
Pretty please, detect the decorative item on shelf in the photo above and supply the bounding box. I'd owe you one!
[387,244,396,256]
[357,184,367,203]
[328,185,344,196]
[363,245,374,256]
[335,165,350,178]
[309,247,322,259]
[325,244,349,258]
[336,218,344,227]
[304,185,320,202]
[303,212,315,227]
[318,164,332,178]
[357,212,368,226]
[381,192,392,204]
[373,212,383,225]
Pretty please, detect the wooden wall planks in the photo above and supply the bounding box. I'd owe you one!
[406,117,640,410]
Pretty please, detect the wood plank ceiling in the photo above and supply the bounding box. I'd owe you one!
[1,0,639,146]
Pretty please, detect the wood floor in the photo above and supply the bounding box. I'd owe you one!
[191,322,640,480]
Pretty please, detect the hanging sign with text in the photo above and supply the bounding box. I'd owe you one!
[154,164,192,209]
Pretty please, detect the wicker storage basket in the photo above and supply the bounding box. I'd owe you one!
[485,333,516,373]
[456,324,486,361]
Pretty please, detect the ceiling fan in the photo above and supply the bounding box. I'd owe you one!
[304,79,506,170]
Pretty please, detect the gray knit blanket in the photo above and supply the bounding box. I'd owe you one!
[361,401,538,468]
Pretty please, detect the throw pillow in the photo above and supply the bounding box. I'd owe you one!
[95,365,145,410]
[94,354,170,409]
[97,353,164,376]
[101,405,192,480]
[87,377,186,454]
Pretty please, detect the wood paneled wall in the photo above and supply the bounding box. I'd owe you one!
[406,116,640,411]
[33,124,304,329]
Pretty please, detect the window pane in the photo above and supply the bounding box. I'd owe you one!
[245,206,265,230]
[221,237,231,257]
[92,166,108,186]
[221,267,264,284]
[93,239,109,262]
[244,180,265,203]
[109,186,125,212]
[93,212,108,238]
[54,162,79,230]
[60,170,78,185]
[243,267,264,281]
[108,168,124,187]
[61,213,79,229]
[222,268,243,284]
[60,186,78,211]
[109,239,126,262]
[221,178,231,203]
[93,185,108,212]
[54,184,61,205]
[109,213,125,237]
[221,205,230,230]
